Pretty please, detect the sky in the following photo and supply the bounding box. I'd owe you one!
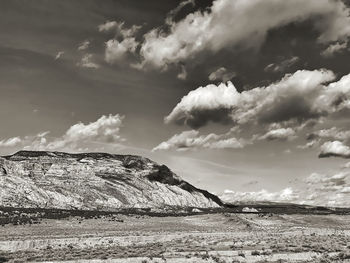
[1,0,350,207]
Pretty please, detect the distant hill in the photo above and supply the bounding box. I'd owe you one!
[224,201,350,215]
[0,151,222,211]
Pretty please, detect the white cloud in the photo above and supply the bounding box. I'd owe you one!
[297,139,321,149]
[63,114,124,142]
[319,141,350,158]
[222,169,350,206]
[342,162,350,168]
[321,41,348,57]
[78,40,90,51]
[98,21,120,33]
[98,21,141,38]
[341,187,350,193]
[177,65,187,80]
[139,0,350,69]
[208,67,236,82]
[160,69,350,154]
[165,69,338,129]
[303,171,350,206]
[207,137,245,149]
[152,130,246,151]
[318,72,350,111]
[0,137,22,147]
[105,38,138,64]
[23,131,50,151]
[54,51,64,60]
[220,187,299,204]
[309,127,350,141]
[99,21,141,65]
[258,127,296,141]
[306,172,348,186]
[264,56,300,73]
[165,81,240,128]
[77,54,100,69]
[0,114,125,153]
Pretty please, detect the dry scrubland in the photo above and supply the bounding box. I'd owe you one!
[0,212,350,263]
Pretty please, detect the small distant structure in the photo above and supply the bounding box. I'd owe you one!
[242,207,258,213]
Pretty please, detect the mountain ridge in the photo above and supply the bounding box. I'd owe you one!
[0,150,222,210]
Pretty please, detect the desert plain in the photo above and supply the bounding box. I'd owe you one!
[1,209,350,263]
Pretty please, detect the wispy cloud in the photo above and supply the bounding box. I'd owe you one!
[54,51,64,60]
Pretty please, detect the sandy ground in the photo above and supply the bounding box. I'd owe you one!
[0,213,350,262]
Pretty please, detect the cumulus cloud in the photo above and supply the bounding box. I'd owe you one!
[161,69,350,154]
[308,127,350,141]
[320,72,350,110]
[77,54,100,69]
[105,38,138,64]
[62,114,124,143]
[264,56,300,73]
[41,114,125,152]
[0,137,22,147]
[78,40,90,51]
[165,81,239,128]
[321,41,348,57]
[165,69,341,129]
[319,141,350,158]
[98,21,120,32]
[342,162,350,168]
[98,21,142,65]
[303,190,350,207]
[303,171,350,206]
[0,114,125,153]
[258,127,296,141]
[139,0,350,69]
[341,186,350,193]
[220,187,299,204]
[98,21,141,38]
[152,130,247,151]
[54,51,64,60]
[208,67,236,82]
[221,169,350,206]
[306,172,348,186]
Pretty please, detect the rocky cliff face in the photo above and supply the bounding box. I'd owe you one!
[0,151,222,210]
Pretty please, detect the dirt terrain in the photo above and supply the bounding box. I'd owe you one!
[0,210,350,263]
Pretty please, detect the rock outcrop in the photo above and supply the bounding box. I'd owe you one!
[0,151,222,210]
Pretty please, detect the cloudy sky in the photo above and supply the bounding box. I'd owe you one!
[1,0,350,207]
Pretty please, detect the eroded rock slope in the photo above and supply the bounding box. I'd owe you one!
[0,151,222,210]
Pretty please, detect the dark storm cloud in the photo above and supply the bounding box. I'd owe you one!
[257,95,324,124]
[175,108,233,129]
